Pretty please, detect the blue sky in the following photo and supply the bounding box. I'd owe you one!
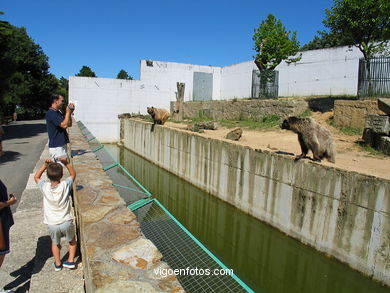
[1,0,333,80]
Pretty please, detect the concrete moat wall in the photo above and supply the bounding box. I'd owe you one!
[121,118,390,286]
[68,124,184,293]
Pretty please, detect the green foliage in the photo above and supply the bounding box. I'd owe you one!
[0,19,59,115]
[76,66,96,77]
[57,77,69,101]
[220,116,281,130]
[253,14,301,71]
[324,0,390,60]
[116,69,133,80]
[298,109,312,117]
[186,114,281,131]
[301,30,350,51]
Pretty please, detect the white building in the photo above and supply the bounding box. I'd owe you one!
[70,45,364,142]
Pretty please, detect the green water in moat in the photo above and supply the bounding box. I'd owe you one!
[104,144,388,293]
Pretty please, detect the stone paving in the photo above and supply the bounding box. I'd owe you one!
[69,123,184,292]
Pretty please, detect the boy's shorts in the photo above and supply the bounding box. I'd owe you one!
[48,220,75,245]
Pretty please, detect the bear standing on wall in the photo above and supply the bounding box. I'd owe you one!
[281,116,336,163]
[147,107,170,132]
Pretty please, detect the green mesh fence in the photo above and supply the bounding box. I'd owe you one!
[76,121,253,293]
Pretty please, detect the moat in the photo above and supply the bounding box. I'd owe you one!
[105,144,388,293]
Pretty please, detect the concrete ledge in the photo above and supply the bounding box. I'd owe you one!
[68,124,184,292]
[121,118,390,286]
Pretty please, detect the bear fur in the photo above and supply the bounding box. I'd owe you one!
[147,107,170,132]
[281,116,336,163]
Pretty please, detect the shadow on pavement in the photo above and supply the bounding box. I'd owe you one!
[71,149,90,157]
[0,151,22,164]
[4,236,52,293]
[2,122,46,140]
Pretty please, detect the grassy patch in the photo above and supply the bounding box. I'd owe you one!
[298,109,312,118]
[327,116,362,136]
[355,142,385,157]
[219,115,281,130]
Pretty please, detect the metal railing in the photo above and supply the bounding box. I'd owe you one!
[251,69,279,99]
[358,57,390,98]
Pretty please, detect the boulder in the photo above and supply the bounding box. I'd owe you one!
[226,127,243,141]
[365,114,390,135]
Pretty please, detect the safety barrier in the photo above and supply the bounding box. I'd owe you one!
[77,121,253,293]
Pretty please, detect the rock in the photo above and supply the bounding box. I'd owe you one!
[107,208,137,225]
[378,98,390,116]
[118,113,132,119]
[112,238,163,270]
[362,128,384,149]
[146,262,176,280]
[195,121,219,130]
[186,124,205,133]
[365,114,390,135]
[226,127,243,141]
[86,221,140,250]
[82,205,117,224]
[379,136,390,155]
[96,280,163,293]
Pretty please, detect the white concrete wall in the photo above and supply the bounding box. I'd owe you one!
[218,45,364,99]
[220,61,257,99]
[70,76,173,142]
[276,46,362,97]
[139,60,222,101]
[69,45,367,141]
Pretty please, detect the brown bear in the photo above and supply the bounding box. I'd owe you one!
[281,116,336,163]
[147,107,170,132]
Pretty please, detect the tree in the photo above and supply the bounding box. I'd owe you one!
[253,14,301,71]
[301,30,350,51]
[57,77,69,100]
[116,69,133,80]
[324,0,390,61]
[75,66,96,77]
[0,17,59,116]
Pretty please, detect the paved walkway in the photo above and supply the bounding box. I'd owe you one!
[0,120,47,213]
[0,121,84,292]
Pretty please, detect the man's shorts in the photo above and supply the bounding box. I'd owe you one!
[48,220,75,245]
[49,145,68,162]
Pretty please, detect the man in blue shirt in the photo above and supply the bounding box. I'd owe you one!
[45,94,75,162]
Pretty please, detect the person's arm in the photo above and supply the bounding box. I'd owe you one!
[34,159,51,184]
[67,103,74,127]
[59,157,76,181]
[0,195,17,210]
[59,107,72,129]
[0,194,17,210]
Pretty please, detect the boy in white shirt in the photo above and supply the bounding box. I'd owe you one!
[34,157,77,271]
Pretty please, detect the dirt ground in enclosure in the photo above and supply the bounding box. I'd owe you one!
[161,111,390,181]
